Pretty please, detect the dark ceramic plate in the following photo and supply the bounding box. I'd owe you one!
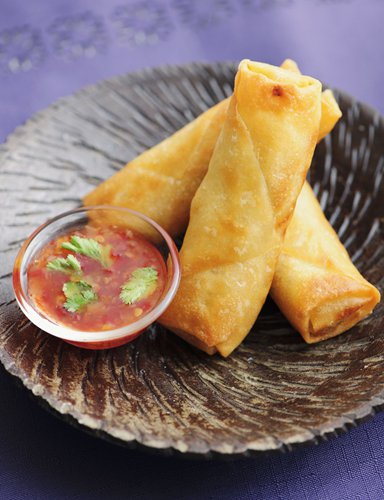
[0,62,383,458]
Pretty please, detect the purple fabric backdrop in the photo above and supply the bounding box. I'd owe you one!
[1,0,384,498]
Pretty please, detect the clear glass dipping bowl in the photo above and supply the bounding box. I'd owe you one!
[13,206,181,349]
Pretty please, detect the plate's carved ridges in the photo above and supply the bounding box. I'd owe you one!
[0,169,67,186]
[337,213,352,241]
[1,239,34,256]
[65,101,152,151]
[353,195,374,228]
[125,339,220,435]
[150,335,282,432]
[207,77,228,102]
[28,186,69,193]
[8,150,68,165]
[78,174,105,187]
[199,65,233,102]
[336,168,356,215]
[114,367,143,406]
[373,157,384,196]
[90,94,175,148]
[342,231,358,252]
[358,136,368,163]
[48,115,93,140]
[131,83,192,127]
[29,132,76,150]
[179,78,216,115]
[3,221,40,231]
[0,188,25,194]
[366,120,376,148]
[191,372,268,418]
[14,210,48,218]
[1,320,20,343]
[321,132,333,187]
[318,189,329,212]
[77,93,138,130]
[351,218,381,263]
[163,79,199,113]
[137,369,190,429]
[86,93,136,128]
[47,159,86,174]
[362,247,384,276]
[17,317,36,334]
[362,135,374,175]
[192,79,218,108]
[155,361,239,430]
[81,359,98,408]
[71,139,126,167]
[350,189,362,218]
[15,196,81,206]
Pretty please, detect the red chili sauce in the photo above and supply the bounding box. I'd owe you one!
[27,225,167,331]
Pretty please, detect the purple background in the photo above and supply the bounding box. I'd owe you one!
[1,0,384,498]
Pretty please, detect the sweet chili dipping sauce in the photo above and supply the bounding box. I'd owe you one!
[27,225,167,331]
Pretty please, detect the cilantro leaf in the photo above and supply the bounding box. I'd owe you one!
[63,280,97,313]
[120,267,158,305]
[46,254,82,274]
[61,236,110,267]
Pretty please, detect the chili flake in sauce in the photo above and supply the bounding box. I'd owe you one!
[27,225,166,331]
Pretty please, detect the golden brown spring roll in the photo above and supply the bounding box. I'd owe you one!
[272,182,381,342]
[273,60,380,341]
[159,60,322,356]
[83,60,339,236]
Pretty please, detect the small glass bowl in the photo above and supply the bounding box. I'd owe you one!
[13,206,181,349]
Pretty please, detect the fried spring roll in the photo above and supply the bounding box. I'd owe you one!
[159,61,322,356]
[83,60,339,234]
[272,61,380,342]
[84,61,338,237]
[272,182,380,342]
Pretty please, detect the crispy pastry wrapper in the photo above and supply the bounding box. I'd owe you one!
[159,60,322,356]
[83,59,340,241]
[271,182,380,342]
[281,59,342,141]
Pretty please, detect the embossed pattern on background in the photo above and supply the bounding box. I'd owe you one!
[0,0,373,75]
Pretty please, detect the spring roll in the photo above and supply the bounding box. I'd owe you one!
[271,182,380,342]
[83,60,339,235]
[270,61,381,341]
[159,60,322,356]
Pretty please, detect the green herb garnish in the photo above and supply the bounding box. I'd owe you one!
[120,267,158,305]
[46,254,82,274]
[61,236,110,267]
[63,280,97,313]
